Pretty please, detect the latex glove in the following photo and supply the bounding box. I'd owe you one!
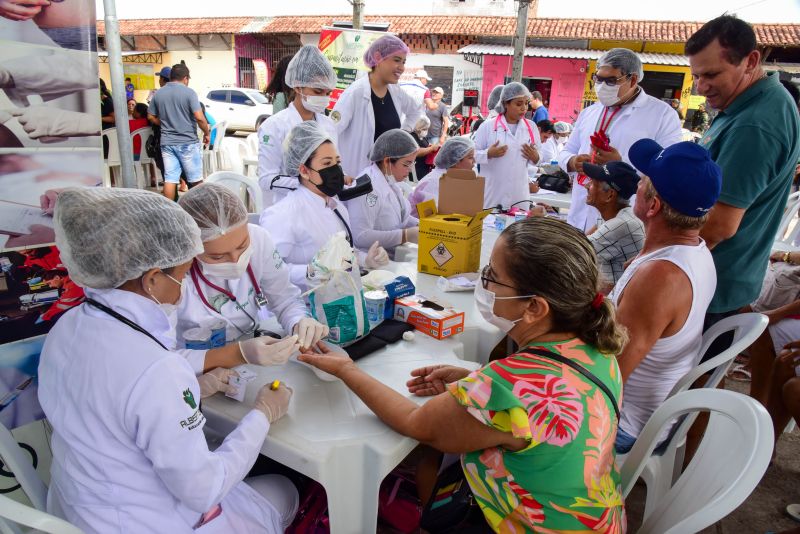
[403,226,419,244]
[239,334,299,366]
[293,318,329,351]
[253,382,293,423]
[197,368,239,398]
[364,241,389,269]
[9,107,100,139]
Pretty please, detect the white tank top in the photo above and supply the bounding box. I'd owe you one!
[611,239,716,441]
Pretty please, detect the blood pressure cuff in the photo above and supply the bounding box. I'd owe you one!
[343,320,415,361]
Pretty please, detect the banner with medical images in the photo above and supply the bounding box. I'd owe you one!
[318,27,388,109]
[0,0,102,252]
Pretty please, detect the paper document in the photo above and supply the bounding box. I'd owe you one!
[0,201,52,235]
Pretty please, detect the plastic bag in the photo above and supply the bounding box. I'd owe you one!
[305,232,370,346]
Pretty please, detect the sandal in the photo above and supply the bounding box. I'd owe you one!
[788,503,800,522]
[727,363,751,382]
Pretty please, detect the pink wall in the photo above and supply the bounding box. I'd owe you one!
[480,55,588,123]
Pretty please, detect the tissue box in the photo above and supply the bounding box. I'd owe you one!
[382,276,415,319]
[416,200,491,277]
[393,294,465,340]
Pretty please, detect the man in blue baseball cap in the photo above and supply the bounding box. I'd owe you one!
[582,161,644,286]
[608,138,722,454]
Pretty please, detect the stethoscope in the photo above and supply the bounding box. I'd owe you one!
[85,298,168,351]
[189,259,267,336]
[493,114,536,145]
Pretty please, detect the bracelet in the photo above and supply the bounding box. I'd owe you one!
[784,251,794,265]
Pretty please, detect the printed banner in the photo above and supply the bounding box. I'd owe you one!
[318,27,387,109]
[252,59,269,92]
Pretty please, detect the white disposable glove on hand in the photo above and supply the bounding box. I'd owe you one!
[293,317,329,350]
[364,241,389,269]
[403,226,420,244]
[253,383,293,423]
[9,107,99,139]
[239,334,299,366]
[197,368,239,398]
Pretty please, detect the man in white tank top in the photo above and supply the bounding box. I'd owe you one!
[610,139,723,453]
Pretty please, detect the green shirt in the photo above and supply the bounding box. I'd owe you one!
[448,339,625,532]
[699,72,800,313]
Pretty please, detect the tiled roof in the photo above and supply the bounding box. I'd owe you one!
[97,16,800,47]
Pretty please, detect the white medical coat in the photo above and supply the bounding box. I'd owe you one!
[539,136,561,165]
[408,167,446,218]
[38,288,282,533]
[345,163,418,253]
[332,75,422,177]
[256,104,337,205]
[473,115,542,209]
[177,224,309,374]
[259,185,363,290]
[558,90,682,232]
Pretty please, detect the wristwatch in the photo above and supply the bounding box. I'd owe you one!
[784,251,794,264]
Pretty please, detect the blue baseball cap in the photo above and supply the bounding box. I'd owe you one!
[582,161,640,198]
[156,66,171,79]
[629,139,722,217]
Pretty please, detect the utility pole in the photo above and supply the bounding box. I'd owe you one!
[511,0,531,83]
[102,0,136,187]
[351,0,365,30]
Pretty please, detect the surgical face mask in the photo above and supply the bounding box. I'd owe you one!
[474,283,536,334]
[310,163,345,197]
[199,244,253,280]
[148,271,184,317]
[595,82,622,107]
[301,93,331,114]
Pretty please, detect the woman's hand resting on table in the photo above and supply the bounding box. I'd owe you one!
[406,365,471,396]
[297,343,356,377]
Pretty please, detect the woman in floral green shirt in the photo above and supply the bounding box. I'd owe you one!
[300,217,628,532]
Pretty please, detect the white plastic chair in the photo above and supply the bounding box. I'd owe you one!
[773,190,800,252]
[218,137,249,175]
[130,126,162,191]
[202,121,227,177]
[0,421,83,534]
[101,128,120,187]
[620,389,772,534]
[617,312,768,517]
[207,171,263,214]
[245,132,259,159]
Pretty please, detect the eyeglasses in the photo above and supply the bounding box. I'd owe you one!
[393,160,414,169]
[480,265,523,291]
[592,74,631,87]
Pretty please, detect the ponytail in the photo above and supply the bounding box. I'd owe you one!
[577,298,628,356]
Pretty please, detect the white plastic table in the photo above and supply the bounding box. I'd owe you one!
[530,189,572,209]
[201,335,479,534]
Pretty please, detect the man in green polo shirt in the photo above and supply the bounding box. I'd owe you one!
[686,16,800,382]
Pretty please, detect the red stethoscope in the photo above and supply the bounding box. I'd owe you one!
[577,105,623,186]
[189,259,267,335]
[494,114,536,145]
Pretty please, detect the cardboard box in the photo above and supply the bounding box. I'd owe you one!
[417,199,491,277]
[393,294,465,339]
[382,276,415,319]
[438,168,485,217]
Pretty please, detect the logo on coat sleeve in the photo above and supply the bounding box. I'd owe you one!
[331,111,341,123]
[183,389,197,409]
[366,193,378,207]
[262,134,270,145]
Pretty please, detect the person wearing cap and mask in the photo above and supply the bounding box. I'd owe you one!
[581,161,644,287]
[485,84,504,120]
[177,183,329,370]
[260,121,389,290]
[559,48,682,233]
[38,187,299,533]
[332,35,422,177]
[257,45,338,205]
[610,139,721,454]
[473,82,542,210]
[540,120,570,163]
[408,136,475,217]
[346,128,420,255]
[400,68,437,113]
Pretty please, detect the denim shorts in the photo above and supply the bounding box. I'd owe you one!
[615,427,637,454]
[161,142,203,183]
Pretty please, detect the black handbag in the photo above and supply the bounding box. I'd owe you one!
[536,169,571,194]
[419,348,620,533]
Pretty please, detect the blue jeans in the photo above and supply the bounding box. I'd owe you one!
[161,142,203,183]
[615,427,637,454]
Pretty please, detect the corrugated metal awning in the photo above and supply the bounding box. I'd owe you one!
[458,44,689,66]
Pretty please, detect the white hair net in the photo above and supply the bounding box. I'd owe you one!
[363,35,410,68]
[487,84,504,111]
[178,183,249,243]
[554,121,571,134]
[54,188,202,289]
[284,44,337,90]
[501,82,531,103]
[597,48,644,81]
[369,129,418,161]
[281,120,334,176]
[434,137,475,169]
